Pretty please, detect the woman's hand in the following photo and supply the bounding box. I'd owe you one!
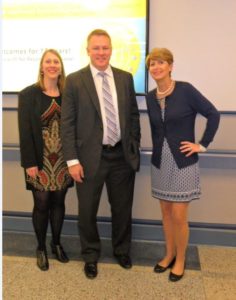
[26,166,39,178]
[179,141,200,157]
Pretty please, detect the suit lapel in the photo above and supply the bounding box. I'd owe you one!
[81,66,102,120]
[112,68,126,132]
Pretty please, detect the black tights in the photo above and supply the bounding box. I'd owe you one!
[32,190,67,250]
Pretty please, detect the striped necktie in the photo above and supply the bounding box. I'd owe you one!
[99,72,119,146]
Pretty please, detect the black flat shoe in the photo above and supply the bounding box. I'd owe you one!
[169,271,184,282]
[36,249,49,271]
[51,242,69,263]
[84,262,98,279]
[114,255,132,269]
[154,257,176,273]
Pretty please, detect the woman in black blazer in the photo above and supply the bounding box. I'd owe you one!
[18,49,73,271]
[145,48,220,281]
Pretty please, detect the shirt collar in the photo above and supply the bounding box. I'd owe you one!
[89,64,113,78]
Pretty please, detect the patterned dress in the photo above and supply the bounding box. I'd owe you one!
[151,99,201,202]
[26,94,73,191]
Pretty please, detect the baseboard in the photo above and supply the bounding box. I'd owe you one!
[3,214,236,247]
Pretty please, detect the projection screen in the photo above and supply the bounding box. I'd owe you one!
[2,0,149,94]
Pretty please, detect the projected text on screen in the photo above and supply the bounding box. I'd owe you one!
[2,0,148,94]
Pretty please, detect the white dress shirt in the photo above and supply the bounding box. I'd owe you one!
[90,64,121,145]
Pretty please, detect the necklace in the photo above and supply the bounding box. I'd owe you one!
[157,80,174,95]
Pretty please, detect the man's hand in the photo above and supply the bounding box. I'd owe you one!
[69,163,84,183]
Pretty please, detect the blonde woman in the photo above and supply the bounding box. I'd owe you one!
[18,49,73,271]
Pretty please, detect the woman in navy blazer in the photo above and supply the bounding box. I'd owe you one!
[18,49,73,271]
[145,48,220,282]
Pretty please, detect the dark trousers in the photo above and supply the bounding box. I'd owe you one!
[76,144,135,263]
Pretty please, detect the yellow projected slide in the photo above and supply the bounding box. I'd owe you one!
[2,0,147,92]
[3,0,146,18]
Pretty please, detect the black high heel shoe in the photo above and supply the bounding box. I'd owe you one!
[51,242,69,263]
[36,248,49,271]
[154,257,176,273]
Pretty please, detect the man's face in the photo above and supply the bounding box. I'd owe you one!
[87,35,112,71]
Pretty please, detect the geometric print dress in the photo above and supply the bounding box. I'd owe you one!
[151,100,201,202]
[26,94,73,191]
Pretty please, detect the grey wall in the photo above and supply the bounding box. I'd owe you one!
[148,0,236,112]
[3,103,236,225]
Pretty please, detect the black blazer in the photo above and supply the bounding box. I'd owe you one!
[18,84,44,169]
[145,81,220,169]
[61,65,141,178]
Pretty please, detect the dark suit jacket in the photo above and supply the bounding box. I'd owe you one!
[61,65,141,178]
[18,84,44,169]
[145,81,220,169]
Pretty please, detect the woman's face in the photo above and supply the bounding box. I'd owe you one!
[149,59,172,82]
[41,52,62,81]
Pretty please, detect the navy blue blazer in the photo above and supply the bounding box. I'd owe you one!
[145,81,220,169]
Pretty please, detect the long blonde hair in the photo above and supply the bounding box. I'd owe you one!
[36,49,66,94]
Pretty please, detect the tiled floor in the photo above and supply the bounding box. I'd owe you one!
[3,232,236,300]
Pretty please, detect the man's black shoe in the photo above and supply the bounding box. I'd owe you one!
[115,255,132,269]
[84,262,97,279]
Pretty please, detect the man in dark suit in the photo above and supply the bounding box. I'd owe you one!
[61,29,140,279]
